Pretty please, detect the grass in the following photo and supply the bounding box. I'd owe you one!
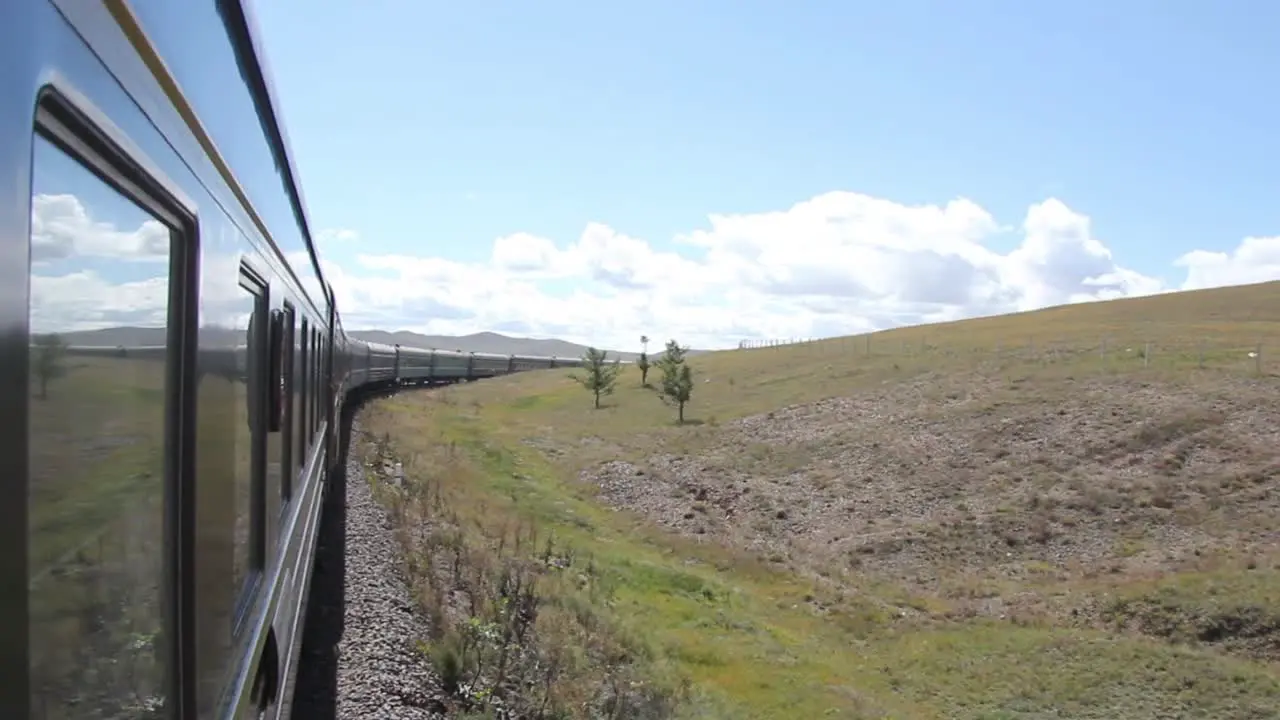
[361,280,1280,718]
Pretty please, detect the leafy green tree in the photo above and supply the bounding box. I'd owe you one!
[659,338,687,366]
[572,346,620,409]
[657,339,694,423]
[33,332,68,400]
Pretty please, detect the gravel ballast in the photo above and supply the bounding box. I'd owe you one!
[290,416,446,719]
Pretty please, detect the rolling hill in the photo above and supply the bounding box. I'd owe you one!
[353,278,1280,719]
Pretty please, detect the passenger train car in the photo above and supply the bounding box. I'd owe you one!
[1,1,587,718]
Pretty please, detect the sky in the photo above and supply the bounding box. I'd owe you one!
[235,0,1280,352]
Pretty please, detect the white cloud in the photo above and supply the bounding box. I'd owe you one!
[315,227,359,247]
[31,193,168,263]
[492,232,561,273]
[31,270,170,333]
[27,188,1280,352]
[1174,236,1280,291]
[322,190,1280,352]
[28,192,260,336]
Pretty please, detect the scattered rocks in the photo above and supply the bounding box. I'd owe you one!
[291,416,446,719]
[585,373,1280,616]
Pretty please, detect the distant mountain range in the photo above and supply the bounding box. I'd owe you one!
[53,326,657,362]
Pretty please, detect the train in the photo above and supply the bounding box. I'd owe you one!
[60,342,583,387]
[2,1,587,718]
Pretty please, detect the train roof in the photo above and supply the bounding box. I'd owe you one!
[219,0,327,310]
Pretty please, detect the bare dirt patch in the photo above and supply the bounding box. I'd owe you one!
[585,371,1280,650]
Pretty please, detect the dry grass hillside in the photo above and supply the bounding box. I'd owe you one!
[357,280,1280,719]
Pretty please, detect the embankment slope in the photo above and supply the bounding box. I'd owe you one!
[359,280,1280,719]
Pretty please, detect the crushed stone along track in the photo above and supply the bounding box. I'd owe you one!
[290,413,446,719]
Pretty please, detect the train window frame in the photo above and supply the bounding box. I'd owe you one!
[297,316,309,472]
[235,262,269,616]
[322,336,330,428]
[307,330,315,434]
[311,329,319,433]
[305,329,313,436]
[267,309,283,433]
[316,336,324,433]
[279,302,295,501]
[27,88,200,718]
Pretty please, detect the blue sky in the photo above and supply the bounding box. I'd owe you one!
[239,0,1280,348]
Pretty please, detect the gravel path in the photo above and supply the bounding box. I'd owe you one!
[290,416,446,719]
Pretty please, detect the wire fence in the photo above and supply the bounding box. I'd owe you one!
[737,334,1277,377]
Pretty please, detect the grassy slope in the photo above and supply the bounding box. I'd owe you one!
[361,280,1280,719]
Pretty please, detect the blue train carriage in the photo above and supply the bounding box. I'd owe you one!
[2,0,344,717]
[395,344,444,386]
[361,341,400,386]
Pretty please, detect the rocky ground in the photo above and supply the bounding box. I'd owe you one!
[291,415,447,719]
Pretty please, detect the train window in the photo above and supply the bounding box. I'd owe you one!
[316,335,322,426]
[321,336,329,427]
[278,304,295,501]
[26,131,178,715]
[307,330,315,434]
[297,317,309,471]
[315,333,322,430]
[311,329,320,433]
[306,329,314,435]
[236,263,269,602]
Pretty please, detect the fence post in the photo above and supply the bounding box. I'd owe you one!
[1199,341,1204,369]
[1256,342,1263,375]
[1143,342,1150,368]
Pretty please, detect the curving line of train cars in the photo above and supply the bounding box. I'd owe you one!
[345,341,586,389]
[63,341,587,388]
[4,1,593,719]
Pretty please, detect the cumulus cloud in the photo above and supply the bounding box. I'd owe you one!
[26,188,1280,352]
[323,191,1280,352]
[31,271,170,333]
[27,192,174,334]
[1174,236,1280,291]
[31,193,168,263]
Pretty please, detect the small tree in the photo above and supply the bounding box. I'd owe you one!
[657,339,694,423]
[659,338,687,366]
[572,346,620,409]
[33,332,68,400]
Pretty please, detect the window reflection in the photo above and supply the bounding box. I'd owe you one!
[27,136,170,718]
